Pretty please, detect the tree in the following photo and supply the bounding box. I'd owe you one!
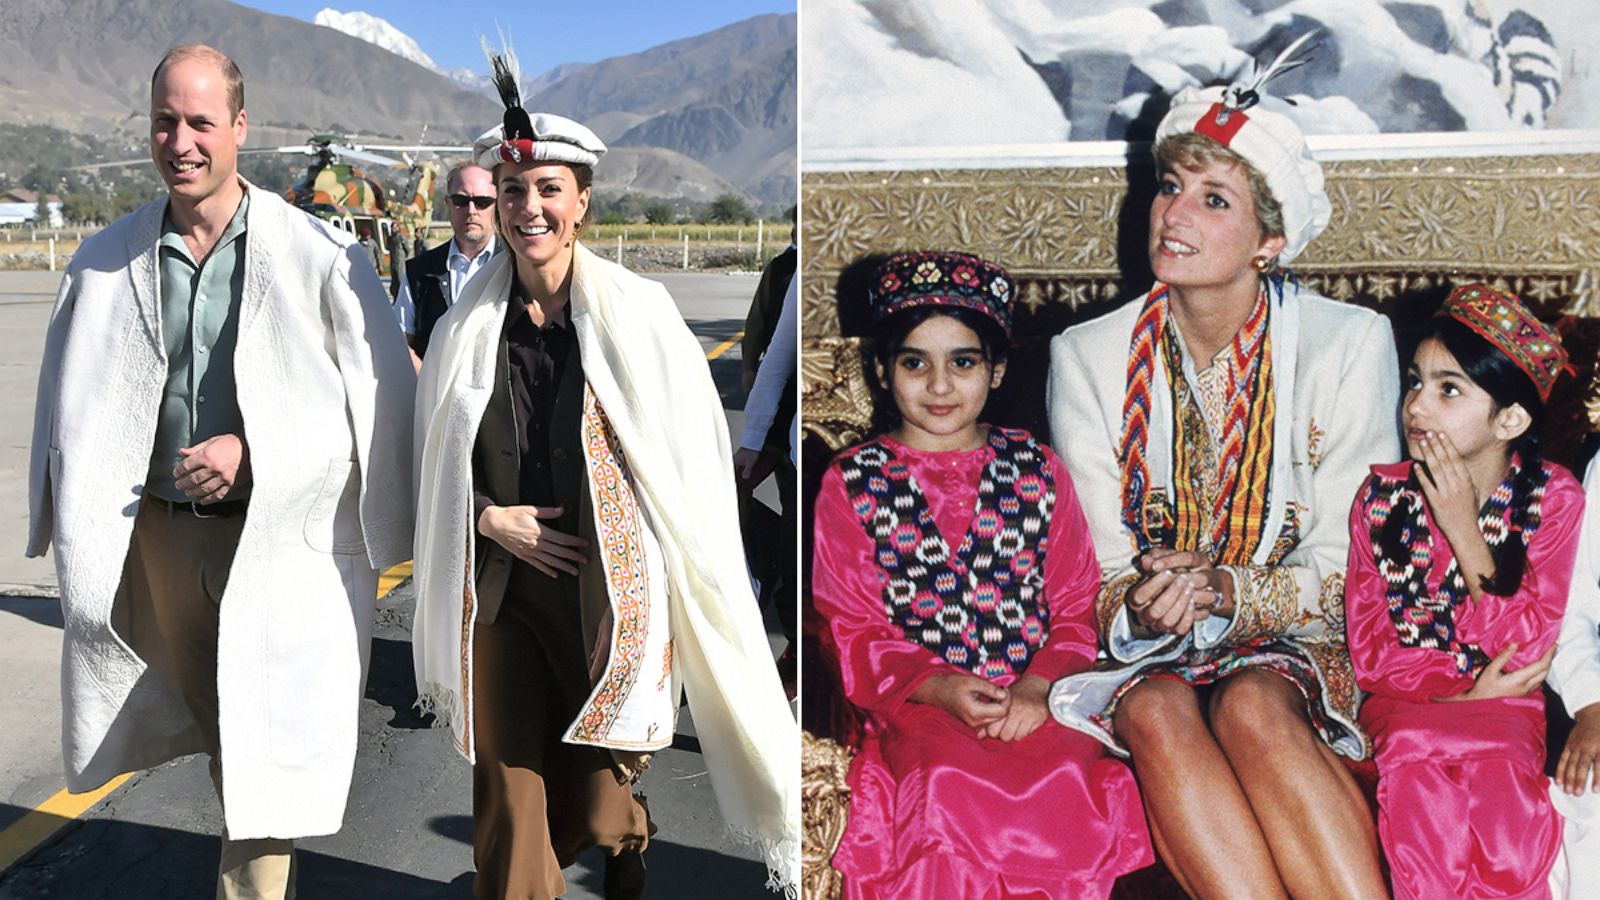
[707,193,752,225]
[643,201,675,225]
[60,193,100,226]
[33,194,51,227]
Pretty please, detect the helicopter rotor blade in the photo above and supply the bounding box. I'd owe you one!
[67,158,148,171]
[359,144,474,154]
[332,147,409,168]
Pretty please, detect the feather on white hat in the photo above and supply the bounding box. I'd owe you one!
[1154,33,1330,266]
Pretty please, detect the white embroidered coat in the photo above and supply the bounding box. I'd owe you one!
[27,182,416,839]
[1549,454,1600,897]
[1045,283,1400,758]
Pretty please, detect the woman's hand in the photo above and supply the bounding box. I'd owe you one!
[1440,642,1555,702]
[909,673,1010,730]
[977,675,1052,742]
[1126,550,1226,637]
[1558,703,1600,796]
[1140,549,1235,616]
[477,504,590,577]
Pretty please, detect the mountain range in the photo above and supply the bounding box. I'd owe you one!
[0,0,795,205]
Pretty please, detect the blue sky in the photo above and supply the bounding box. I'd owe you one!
[239,0,796,76]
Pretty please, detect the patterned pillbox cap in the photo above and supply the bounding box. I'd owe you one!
[868,251,1015,339]
[1444,283,1572,402]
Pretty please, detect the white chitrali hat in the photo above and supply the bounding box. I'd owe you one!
[477,39,606,170]
[473,114,607,170]
[1154,33,1330,266]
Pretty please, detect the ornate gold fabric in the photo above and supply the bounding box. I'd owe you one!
[802,154,1600,448]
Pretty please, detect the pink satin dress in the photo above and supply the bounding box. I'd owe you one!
[1346,459,1585,899]
[813,435,1152,899]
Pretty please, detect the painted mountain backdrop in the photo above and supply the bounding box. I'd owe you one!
[0,0,795,205]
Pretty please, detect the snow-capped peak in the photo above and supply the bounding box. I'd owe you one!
[314,8,439,73]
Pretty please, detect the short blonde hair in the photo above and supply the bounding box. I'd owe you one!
[1153,131,1284,242]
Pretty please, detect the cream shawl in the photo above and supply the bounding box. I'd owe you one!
[412,244,798,893]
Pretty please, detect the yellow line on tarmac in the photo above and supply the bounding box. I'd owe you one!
[378,560,412,599]
[0,560,416,873]
[0,774,133,872]
[706,329,744,361]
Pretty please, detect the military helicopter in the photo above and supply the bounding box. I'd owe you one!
[71,133,471,278]
[277,135,470,276]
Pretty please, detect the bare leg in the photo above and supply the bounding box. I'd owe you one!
[1210,671,1386,900]
[1114,678,1287,900]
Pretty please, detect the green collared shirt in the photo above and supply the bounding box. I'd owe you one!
[146,194,250,501]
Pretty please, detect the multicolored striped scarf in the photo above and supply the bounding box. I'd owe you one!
[1119,284,1275,563]
[1363,457,1548,674]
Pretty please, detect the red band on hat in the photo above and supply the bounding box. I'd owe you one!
[1194,102,1248,147]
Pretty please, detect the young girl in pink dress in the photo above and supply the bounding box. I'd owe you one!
[1346,284,1585,899]
[812,251,1152,899]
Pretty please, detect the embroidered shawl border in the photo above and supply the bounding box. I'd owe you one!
[571,389,654,743]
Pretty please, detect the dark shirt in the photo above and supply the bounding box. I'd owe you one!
[472,285,577,522]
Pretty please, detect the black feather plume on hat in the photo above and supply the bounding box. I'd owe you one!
[482,36,533,142]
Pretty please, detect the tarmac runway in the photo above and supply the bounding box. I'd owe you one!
[0,268,791,899]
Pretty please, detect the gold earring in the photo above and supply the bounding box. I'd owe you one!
[1251,255,1272,274]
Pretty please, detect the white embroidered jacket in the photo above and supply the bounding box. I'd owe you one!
[27,181,416,839]
[1045,282,1400,757]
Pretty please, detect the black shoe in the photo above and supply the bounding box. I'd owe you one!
[603,850,646,900]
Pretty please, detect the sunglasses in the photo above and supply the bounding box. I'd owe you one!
[448,194,496,210]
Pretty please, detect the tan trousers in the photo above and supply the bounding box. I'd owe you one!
[472,573,651,900]
[114,500,296,900]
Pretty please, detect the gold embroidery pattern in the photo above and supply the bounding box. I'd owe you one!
[1298,640,1366,756]
[571,392,651,743]
[1318,573,1347,635]
[1307,418,1327,469]
[1096,572,1141,642]
[457,529,475,757]
[1229,566,1301,644]
[657,639,673,692]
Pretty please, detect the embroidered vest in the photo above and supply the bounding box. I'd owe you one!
[839,428,1054,678]
[1362,459,1548,674]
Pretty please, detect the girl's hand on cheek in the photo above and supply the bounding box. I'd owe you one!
[1415,432,1481,547]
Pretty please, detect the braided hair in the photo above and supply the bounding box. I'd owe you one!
[1384,315,1547,595]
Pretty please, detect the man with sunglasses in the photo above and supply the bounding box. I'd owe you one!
[394,162,500,370]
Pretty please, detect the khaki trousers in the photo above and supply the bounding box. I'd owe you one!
[472,569,651,900]
[114,500,296,900]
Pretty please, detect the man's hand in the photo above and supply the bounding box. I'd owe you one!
[478,505,590,578]
[733,447,779,490]
[174,433,250,503]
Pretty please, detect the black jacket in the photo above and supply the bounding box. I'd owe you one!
[403,241,453,358]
